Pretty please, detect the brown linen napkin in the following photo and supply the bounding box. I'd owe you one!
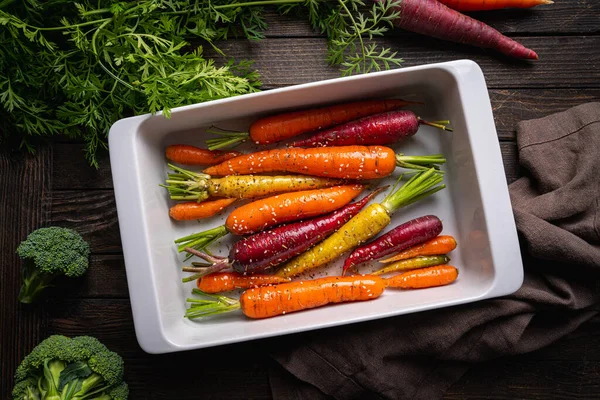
[267,102,600,400]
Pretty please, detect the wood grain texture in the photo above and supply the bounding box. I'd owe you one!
[444,361,600,399]
[53,144,113,190]
[490,89,600,139]
[51,255,129,299]
[207,36,600,89]
[49,190,121,253]
[259,1,600,37]
[0,147,51,398]
[43,299,271,399]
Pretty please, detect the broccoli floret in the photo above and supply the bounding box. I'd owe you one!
[107,383,129,400]
[16,227,90,303]
[11,378,40,400]
[12,335,127,400]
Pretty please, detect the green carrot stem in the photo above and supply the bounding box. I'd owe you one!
[418,117,454,132]
[192,289,239,305]
[182,273,202,283]
[401,184,446,208]
[380,168,445,215]
[185,302,240,319]
[167,163,210,179]
[205,127,249,150]
[175,225,229,253]
[186,299,216,305]
[395,154,446,172]
[161,164,212,201]
[397,154,446,165]
[185,289,241,319]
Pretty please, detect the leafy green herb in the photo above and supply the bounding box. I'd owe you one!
[0,0,402,167]
[302,0,403,76]
[0,0,263,167]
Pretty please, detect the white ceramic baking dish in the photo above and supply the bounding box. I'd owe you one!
[109,59,523,354]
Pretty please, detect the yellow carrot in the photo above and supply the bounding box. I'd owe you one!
[275,169,445,278]
[372,255,450,275]
[163,163,343,202]
[208,175,343,199]
[276,204,391,278]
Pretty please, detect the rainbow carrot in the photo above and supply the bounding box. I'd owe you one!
[204,146,446,180]
[384,265,459,289]
[380,235,457,263]
[205,99,419,149]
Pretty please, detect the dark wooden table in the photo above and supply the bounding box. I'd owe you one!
[2,2,599,398]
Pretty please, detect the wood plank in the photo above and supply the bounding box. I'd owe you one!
[528,315,600,362]
[50,255,130,299]
[43,299,271,399]
[208,36,600,89]
[0,146,51,398]
[490,89,600,140]
[259,1,600,37]
[444,360,600,399]
[49,190,121,253]
[52,144,113,190]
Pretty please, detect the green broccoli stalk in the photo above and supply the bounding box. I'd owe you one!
[16,227,90,303]
[12,335,128,400]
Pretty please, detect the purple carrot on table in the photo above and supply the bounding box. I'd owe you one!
[385,0,538,60]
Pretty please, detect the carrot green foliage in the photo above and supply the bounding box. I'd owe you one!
[0,0,402,167]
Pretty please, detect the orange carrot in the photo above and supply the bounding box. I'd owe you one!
[380,235,457,263]
[175,184,365,252]
[169,198,236,221]
[226,184,364,235]
[240,275,385,319]
[384,265,458,289]
[204,146,398,180]
[197,272,290,293]
[438,0,552,11]
[205,99,419,149]
[166,145,242,165]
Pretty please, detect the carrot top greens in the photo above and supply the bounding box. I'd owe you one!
[185,289,240,320]
[1,0,402,166]
[381,168,446,215]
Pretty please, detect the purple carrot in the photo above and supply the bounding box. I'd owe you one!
[230,187,386,275]
[386,0,538,60]
[343,215,443,274]
[290,110,451,148]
